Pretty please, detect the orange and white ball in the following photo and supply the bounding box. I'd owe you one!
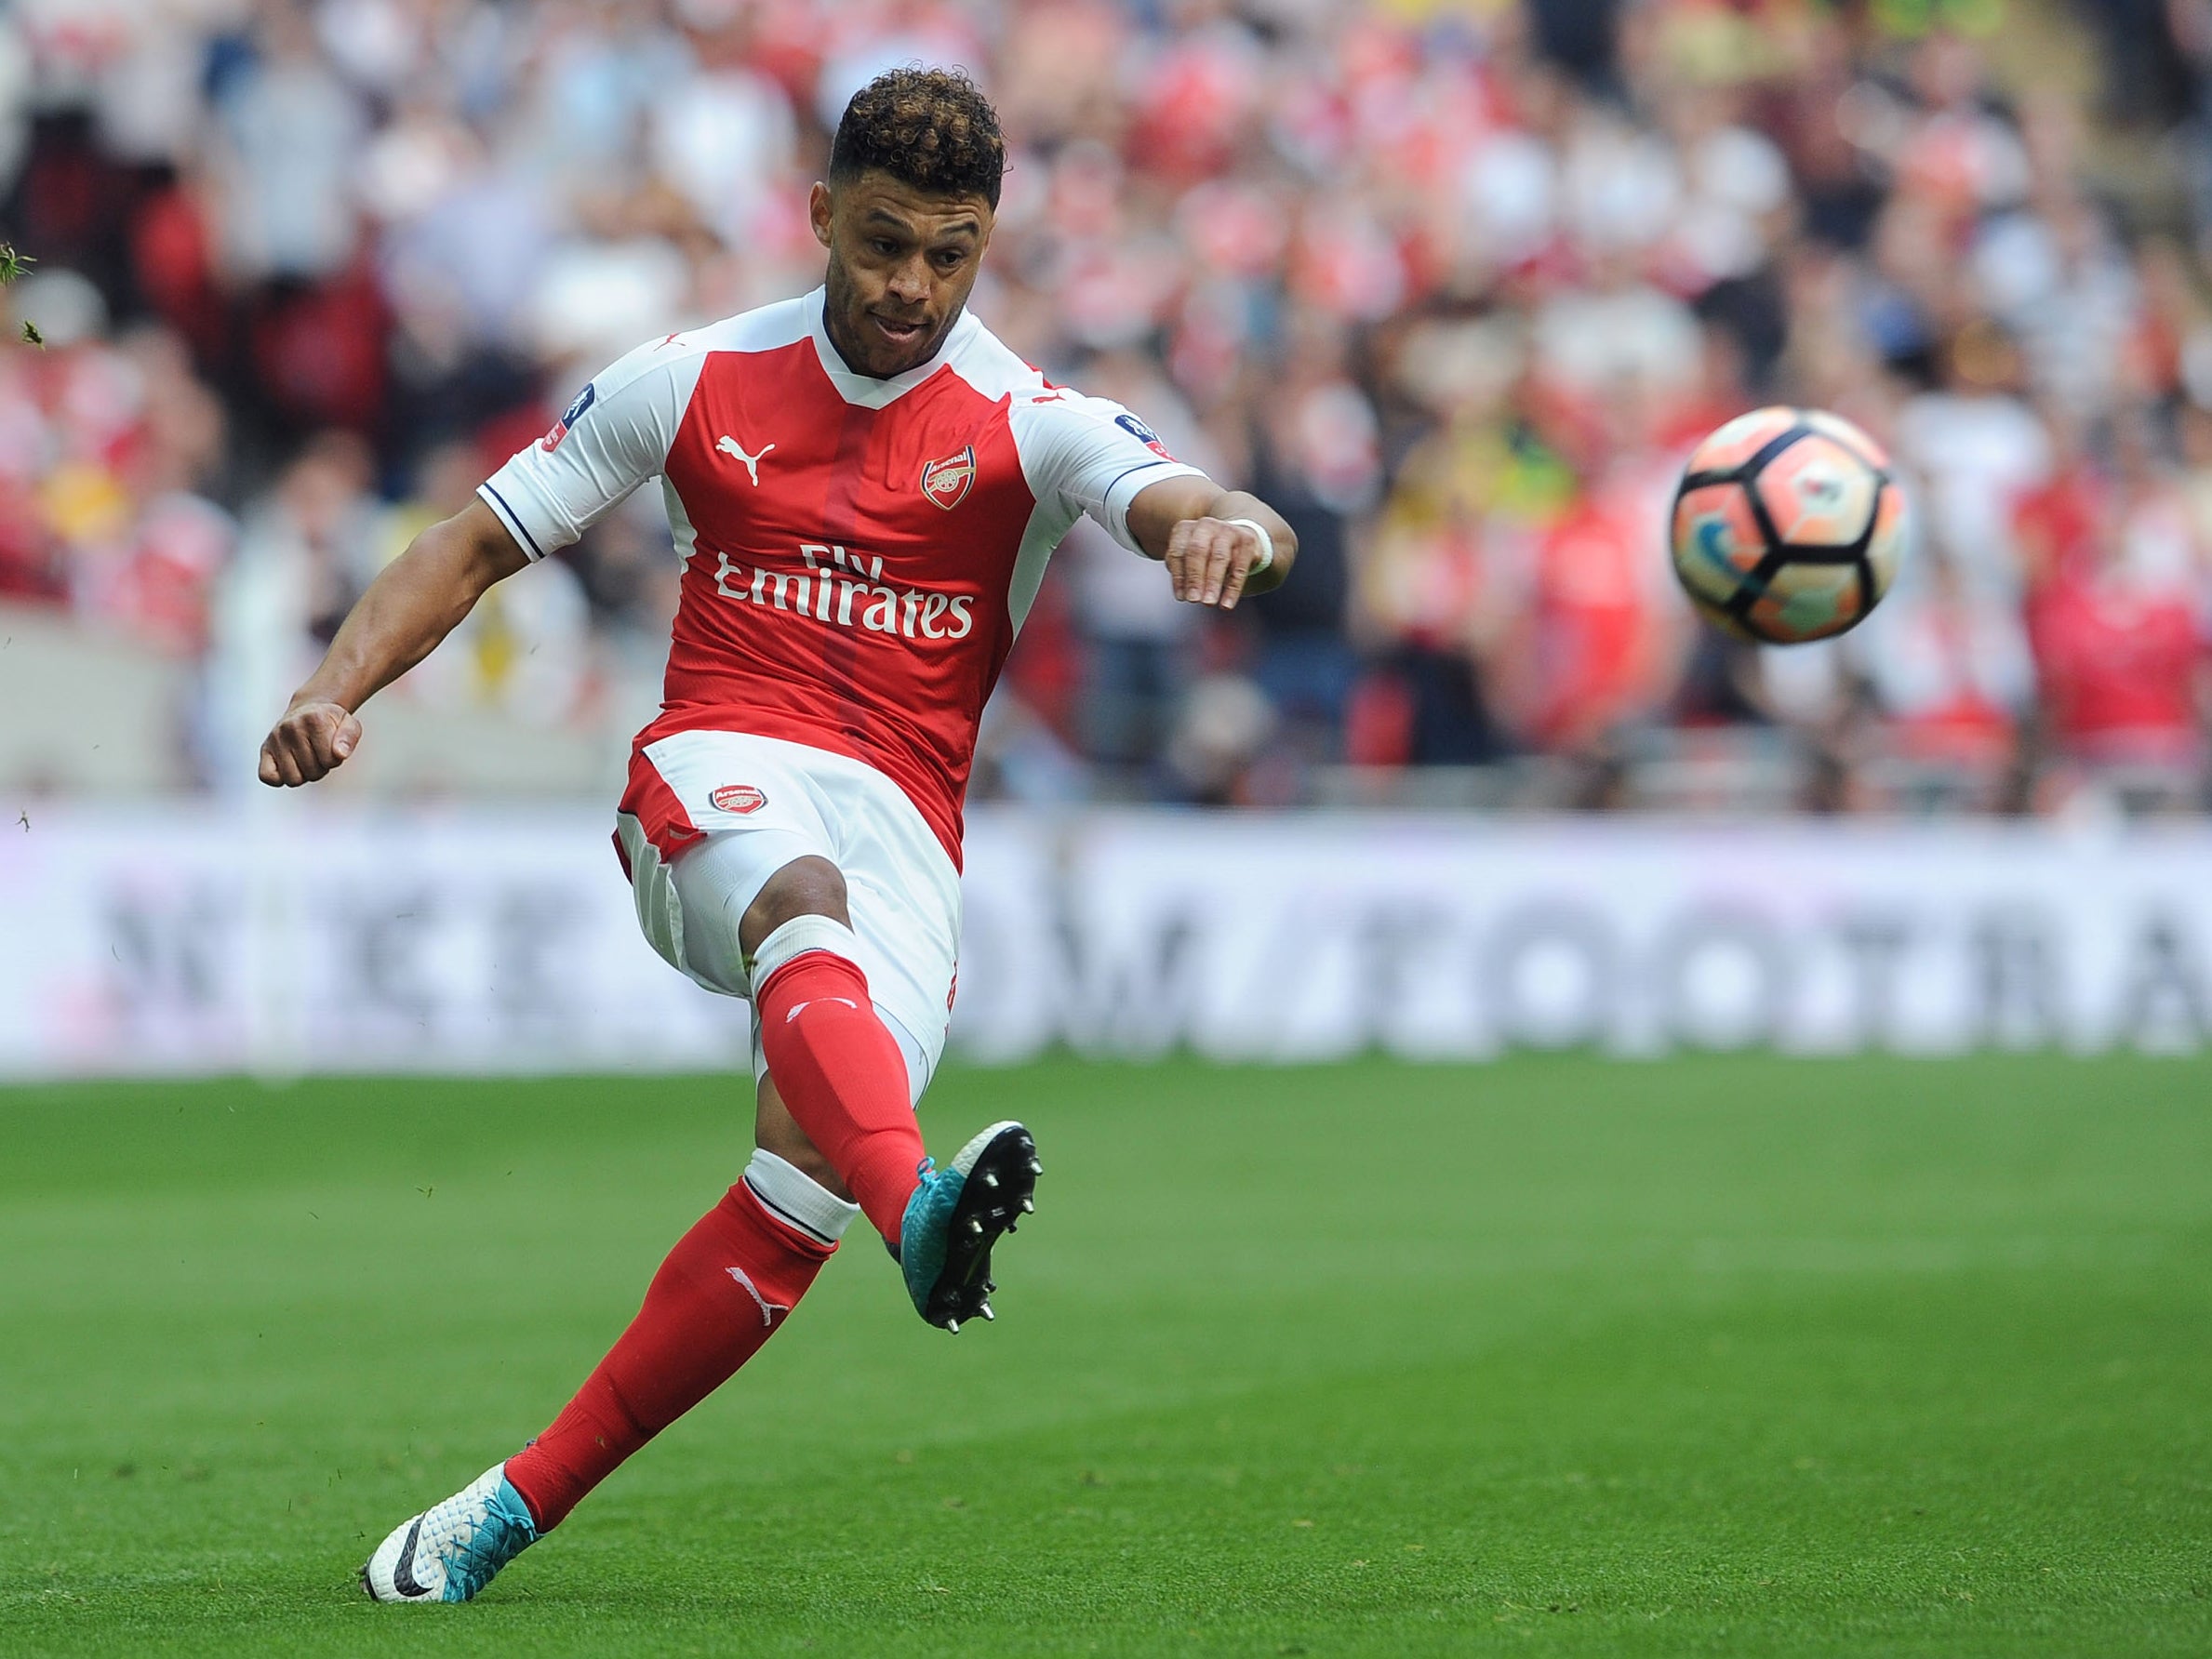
[1669,406,1907,644]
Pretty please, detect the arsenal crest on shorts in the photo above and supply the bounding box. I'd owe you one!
[919,446,977,511]
[710,783,766,814]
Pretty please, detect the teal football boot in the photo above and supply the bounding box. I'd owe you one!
[898,1121,1040,1331]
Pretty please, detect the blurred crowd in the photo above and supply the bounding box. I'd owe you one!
[7,0,2212,813]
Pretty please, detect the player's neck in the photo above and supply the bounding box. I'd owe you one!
[820,310,883,380]
[820,299,959,383]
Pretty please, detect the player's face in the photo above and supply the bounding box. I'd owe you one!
[811,172,993,379]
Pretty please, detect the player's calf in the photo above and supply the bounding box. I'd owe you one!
[753,922,929,1242]
[898,1121,1041,1332]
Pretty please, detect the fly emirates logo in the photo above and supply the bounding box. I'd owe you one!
[701,542,977,642]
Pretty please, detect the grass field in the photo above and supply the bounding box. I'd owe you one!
[2,1055,2208,1656]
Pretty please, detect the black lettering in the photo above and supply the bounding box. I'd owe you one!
[1353,905,1450,1052]
[1654,909,1791,1050]
[1483,902,1617,1050]
[1970,906,2059,1048]
[2117,914,2210,1050]
[106,890,229,1011]
[490,887,584,1034]
[1836,913,1913,1048]
[341,892,438,1029]
[1057,909,1201,1058]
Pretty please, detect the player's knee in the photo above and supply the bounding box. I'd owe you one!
[740,856,848,955]
[755,1088,851,1200]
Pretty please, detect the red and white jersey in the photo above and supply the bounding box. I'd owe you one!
[480,288,1203,867]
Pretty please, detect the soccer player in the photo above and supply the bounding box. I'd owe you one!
[257,69,1296,1603]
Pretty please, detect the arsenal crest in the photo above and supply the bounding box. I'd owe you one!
[920,446,977,511]
[709,783,766,815]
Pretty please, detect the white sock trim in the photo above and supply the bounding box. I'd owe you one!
[748,914,864,999]
[742,1147,860,1245]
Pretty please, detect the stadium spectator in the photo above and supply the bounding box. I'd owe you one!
[2024,415,2211,803]
[3,0,2210,814]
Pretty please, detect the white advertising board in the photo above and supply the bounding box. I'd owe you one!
[1,806,2208,1078]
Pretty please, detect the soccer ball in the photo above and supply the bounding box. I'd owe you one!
[1668,406,1907,644]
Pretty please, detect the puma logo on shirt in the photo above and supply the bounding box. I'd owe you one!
[716,435,774,484]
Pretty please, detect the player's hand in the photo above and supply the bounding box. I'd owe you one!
[1166,516,1264,611]
[258,699,362,788]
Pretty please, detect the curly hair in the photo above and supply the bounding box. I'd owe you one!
[829,67,1005,209]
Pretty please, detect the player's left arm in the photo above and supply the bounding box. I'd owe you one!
[1126,475,1297,612]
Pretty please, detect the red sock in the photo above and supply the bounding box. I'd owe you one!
[505,1175,834,1531]
[755,950,925,1242]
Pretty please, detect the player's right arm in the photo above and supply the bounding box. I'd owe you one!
[258,502,527,787]
[259,333,700,788]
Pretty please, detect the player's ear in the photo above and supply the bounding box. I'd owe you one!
[808,181,835,251]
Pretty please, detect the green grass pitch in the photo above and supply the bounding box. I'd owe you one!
[3,1055,2209,1656]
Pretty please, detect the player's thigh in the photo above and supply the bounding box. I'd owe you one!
[620,732,955,1096]
[620,732,836,995]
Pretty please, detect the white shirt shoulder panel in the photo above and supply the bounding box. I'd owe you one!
[477,300,812,560]
[945,321,1049,401]
[682,296,816,358]
[1006,387,1208,554]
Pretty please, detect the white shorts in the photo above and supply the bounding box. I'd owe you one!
[614,729,961,1102]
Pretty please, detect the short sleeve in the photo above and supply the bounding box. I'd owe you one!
[478,337,705,561]
[1008,391,1208,554]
